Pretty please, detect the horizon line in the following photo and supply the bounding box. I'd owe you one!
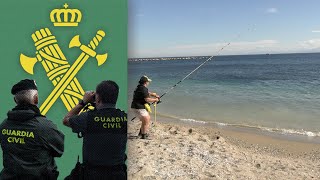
[128,51,320,59]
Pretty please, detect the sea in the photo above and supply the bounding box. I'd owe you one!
[128,53,320,140]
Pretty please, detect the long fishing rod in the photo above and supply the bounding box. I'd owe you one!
[131,28,253,121]
[159,42,231,99]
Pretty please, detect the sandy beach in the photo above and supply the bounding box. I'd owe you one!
[127,116,320,180]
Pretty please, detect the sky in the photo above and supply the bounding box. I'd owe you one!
[128,0,320,58]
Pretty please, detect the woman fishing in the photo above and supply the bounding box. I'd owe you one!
[131,76,160,139]
[130,30,248,140]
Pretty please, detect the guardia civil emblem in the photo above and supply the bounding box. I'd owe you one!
[19,3,108,115]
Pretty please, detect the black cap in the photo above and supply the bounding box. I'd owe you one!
[11,79,38,95]
[139,75,152,84]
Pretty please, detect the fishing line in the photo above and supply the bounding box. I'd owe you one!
[131,27,255,121]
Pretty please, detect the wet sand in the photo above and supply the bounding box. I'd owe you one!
[127,116,320,180]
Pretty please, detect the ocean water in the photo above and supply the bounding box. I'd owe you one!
[128,53,320,137]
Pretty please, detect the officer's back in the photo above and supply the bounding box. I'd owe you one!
[63,80,127,180]
[84,107,127,165]
[0,79,64,180]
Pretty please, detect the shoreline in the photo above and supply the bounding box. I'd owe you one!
[150,116,320,158]
[128,115,320,179]
[154,113,320,144]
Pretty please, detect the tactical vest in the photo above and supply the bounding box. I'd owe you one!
[0,115,62,179]
[82,108,127,166]
[87,108,127,134]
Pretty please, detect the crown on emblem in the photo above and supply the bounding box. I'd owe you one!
[50,3,82,27]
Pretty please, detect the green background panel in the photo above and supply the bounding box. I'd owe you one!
[0,0,127,178]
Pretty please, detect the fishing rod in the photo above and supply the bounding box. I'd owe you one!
[159,42,231,99]
[131,27,254,121]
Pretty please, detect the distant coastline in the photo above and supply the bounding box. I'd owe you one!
[128,56,210,62]
[128,52,320,62]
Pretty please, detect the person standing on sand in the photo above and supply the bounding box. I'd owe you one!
[131,76,160,139]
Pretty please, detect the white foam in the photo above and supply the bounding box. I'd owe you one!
[215,122,227,126]
[259,127,320,137]
[160,113,320,137]
[179,118,206,124]
[306,131,316,137]
[206,121,320,137]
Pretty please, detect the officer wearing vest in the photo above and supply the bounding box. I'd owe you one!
[63,80,127,179]
[0,79,65,180]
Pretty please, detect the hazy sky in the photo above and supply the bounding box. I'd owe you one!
[129,0,320,58]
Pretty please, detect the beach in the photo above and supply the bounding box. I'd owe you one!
[127,116,320,180]
[129,54,320,138]
[128,54,320,179]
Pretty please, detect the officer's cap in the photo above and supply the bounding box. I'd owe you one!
[11,79,38,95]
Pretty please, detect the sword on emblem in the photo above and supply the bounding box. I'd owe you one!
[19,4,108,115]
[39,30,108,115]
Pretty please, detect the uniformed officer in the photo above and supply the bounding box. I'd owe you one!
[63,80,127,179]
[0,79,65,180]
[131,76,159,139]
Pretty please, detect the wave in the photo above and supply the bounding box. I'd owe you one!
[156,113,320,137]
[179,118,206,124]
[156,113,207,124]
[262,127,320,137]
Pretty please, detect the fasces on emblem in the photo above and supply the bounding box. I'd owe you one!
[19,4,108,115]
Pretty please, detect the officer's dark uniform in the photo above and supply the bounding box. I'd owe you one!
[69,104,127,179]
[0,79,65,180]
